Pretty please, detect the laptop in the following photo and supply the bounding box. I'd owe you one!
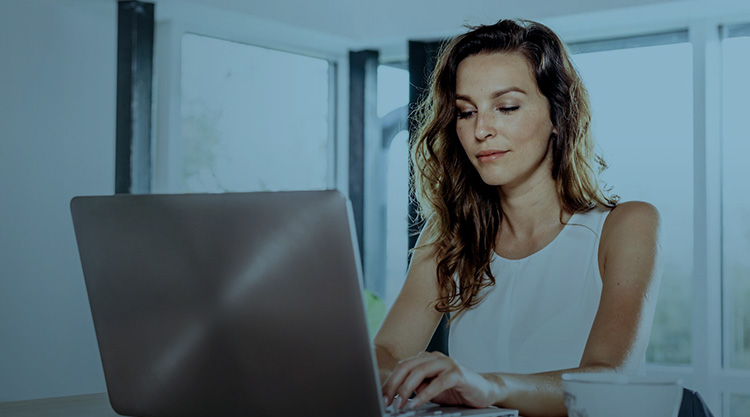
[71,190,517,417]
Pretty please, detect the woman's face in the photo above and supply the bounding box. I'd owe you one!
[455,52,556,189]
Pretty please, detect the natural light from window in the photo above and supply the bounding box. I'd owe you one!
[572,41,694,365]
[180,34,330,193]
[721,34,750,376]
[379,64,410,308]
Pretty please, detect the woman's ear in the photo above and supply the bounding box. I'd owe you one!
[549,129,559,143]
[549,128,560,147]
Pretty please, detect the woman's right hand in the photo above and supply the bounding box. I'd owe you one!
[378,367,392,386]
[381,351,503,411]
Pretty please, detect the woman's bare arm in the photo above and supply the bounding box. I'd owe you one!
[373,226,444,383]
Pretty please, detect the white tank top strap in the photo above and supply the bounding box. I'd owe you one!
[567,206,611,240]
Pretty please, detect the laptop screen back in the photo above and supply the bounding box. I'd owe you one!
[71,190,383,417]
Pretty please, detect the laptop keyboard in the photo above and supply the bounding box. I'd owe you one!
[385,409,465,417]
[383,401,466,417]
[385,410,464,417]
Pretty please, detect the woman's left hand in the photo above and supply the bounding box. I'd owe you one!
[381,351,503,410]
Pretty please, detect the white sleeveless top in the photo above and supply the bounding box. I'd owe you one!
[449,208,611,374]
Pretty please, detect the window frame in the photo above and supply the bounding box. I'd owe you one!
[718,22,750,416]
[569,29,694,368]
[152,1,344,194]
[377,61,411,307]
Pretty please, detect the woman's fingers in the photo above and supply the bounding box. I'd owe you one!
[414,380,431,395]
[382,353,500,410]
[382,353,433,403]
[396,356,455,404]
[410,371,459,408]
[382,351,455,409]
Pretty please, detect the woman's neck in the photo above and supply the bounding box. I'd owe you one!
[497,172,569,240]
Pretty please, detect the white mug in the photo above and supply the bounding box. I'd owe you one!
[562,372,683,417]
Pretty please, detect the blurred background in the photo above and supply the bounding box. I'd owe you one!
[1,0,749,415]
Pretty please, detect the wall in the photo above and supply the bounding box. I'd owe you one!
[0,0,116,402]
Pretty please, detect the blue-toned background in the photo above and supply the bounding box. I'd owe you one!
[1,0,748,415]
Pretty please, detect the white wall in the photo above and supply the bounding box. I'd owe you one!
[0,0,117,402]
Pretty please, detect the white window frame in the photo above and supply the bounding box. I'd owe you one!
[717,21,750,415]
[151,1,349,195]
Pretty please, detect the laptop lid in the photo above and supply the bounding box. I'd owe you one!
[71,190,384,417]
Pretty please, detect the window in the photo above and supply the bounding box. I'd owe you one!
[721,25,750,373]
[179,34,332,193]
[571,35,694,365]
[378,63,410,308]
[729,394,750,417]
[721,25,750,417]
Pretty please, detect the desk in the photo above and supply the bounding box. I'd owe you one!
[0,394,526,417]
[0,393,119,417]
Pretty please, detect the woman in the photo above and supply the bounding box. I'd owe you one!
[374,19,662,417]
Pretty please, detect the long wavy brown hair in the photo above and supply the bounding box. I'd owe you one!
[411,19,618,316]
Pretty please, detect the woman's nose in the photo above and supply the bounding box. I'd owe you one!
[475,112,496,140]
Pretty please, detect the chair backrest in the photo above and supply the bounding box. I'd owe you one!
[678,388,715,417]
[426,314,450,355]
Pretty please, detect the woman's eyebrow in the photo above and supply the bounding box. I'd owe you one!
[490,87,526,98]
[456,87,527,102]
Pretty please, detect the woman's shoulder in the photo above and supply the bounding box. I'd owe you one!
[600,200,662,251]
[605,201,660,227]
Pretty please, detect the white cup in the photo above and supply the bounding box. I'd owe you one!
[561,372,683,417]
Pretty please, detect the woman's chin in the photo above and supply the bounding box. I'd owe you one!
[477,172,509,187]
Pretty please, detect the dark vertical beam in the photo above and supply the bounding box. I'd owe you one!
[116,1,154,194]
[349,50,379,289]
[408,40,449,355]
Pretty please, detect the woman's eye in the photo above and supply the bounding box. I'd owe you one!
[498,106,520,113]
[457,110,475,119]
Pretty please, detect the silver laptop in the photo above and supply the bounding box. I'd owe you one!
[71,190,516,417]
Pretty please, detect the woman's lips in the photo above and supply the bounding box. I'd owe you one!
[476,150,508,163]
